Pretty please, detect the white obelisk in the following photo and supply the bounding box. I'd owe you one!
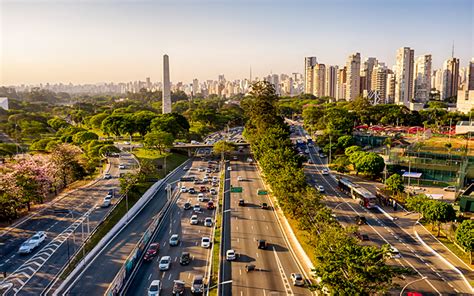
[162,54,172,114]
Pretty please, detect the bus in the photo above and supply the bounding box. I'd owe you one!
[338,178,377,209]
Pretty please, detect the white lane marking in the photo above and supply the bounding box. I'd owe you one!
[237,238,239,243]
[251,225,254,230]
[188,273,191,279]
[239,269,242,276]
[256,253,259,258]
[148,273,152,280]
[272,246,294,295]
[168,273,172,280]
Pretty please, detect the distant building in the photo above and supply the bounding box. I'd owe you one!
[467,58,474,90]
[371,63,388,101]
[325,65,338,98]
[304,57,317,94]
[455,121,474,135]
[395,47,414,107]
[441,57,460,99]
[345,52,361,100]
[312,64,326,97]
[0,97,8,110]
[414,54,432,103]
[336,67,347,100]
[192,78,199,96]
[386,70,396,103]
[361,57,378,93]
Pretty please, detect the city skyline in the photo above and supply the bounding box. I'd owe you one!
[1,0,472,85]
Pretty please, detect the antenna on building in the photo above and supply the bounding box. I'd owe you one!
[452,40,455,58]
[250,65,252,82]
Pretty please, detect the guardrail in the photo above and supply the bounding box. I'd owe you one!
[55,159,191,295]
[111,187,180,295]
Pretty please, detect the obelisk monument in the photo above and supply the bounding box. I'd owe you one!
[162,54,172,114]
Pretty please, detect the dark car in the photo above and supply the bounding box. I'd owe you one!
[179,252,190,265]
[191,275,204,295]
[355,216,367,225]
[143,243,160,261]
[261,203,268,209]
[257,239,267,249]
[200,186,207,192]
[184,202,191,210]
[238,199,245,206]
[172,280,185,295]
[354,231,369,241]
[188,187,196,194]
[207,201,215,210]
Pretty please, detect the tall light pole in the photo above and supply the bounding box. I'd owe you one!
[399,276,427,296]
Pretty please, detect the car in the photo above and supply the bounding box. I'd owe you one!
[207,201,215,210]
[237,176,244,182]
[389,246,401,259]
[202,176,209,183]
[199,186,207,192]
[238,199,245,206]
[103,173,112,179]
[204,217,213,227]
[183,166,189,171]
[123,141,130,145]
[169,234,180,246]
[319,153,327,158]
[206,168,212,173]
[159,256,171,270]
[290,273,305,286]
[172,280,185,295]
[354,232,370,241]
[189,187,196,194]
[101,199,111,208]
[307,159,313,164]
[179,252,191,265]
[198,167,205,172]
[233,156,238,160]
[191,275,204,294]
[247,158,253,163]
[180,186,187,193]
[210,188,217,195]
[118,164,126,169]
[355,216,367,225]
[257,239,267,249]
[227,166,232,171]
[144,243,160,261]
[184,201,191,210]
[190,215,199,225]
[261,203,268,209]
[104,192,113,200]
[201,237,211,248]
[193,204,201,212]
[317,185,325,193]
[443,186,456,192]
[321,168,329,175]
[226,249,236,261]
[148,280,162,296]
[18,231,46,254]
[198,193,208,202]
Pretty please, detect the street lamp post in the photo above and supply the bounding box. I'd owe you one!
[399,276,427,296]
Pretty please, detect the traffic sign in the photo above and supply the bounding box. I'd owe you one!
[257,189,268,195]
[230,186,243,193]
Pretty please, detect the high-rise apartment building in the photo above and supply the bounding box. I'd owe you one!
[192,78,199,96]
[312,64,326,97]
[467,58,474,90]
[394,47,414,106]
[386,70,396,103]
[325,66,338,98]
[345,52,361,100]
[371,63,388,101]
[432,69,443,92]
[441,57,460,99]
[336,67,347,100]
[304,57,317,94]
[414,54,432,103]
[361,57,378,93]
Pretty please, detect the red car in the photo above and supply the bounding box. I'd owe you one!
[200,186,207,193]
[207,201,215,210]
[143,243,160,261]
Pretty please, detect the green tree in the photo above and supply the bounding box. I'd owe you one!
[144,131,174,153]
[98,144,121,157]
[424,200,456,236]
[212,141,236,158]
[337,135,354,150]
[385,173,404,195]
[355,152,385,178]
[455,220,473,263]
[133,111,157,136]
[47,117,70,131]
[405,194,430,213]
[345,145,362,157]
[72,131,99,145]
[88,112,109,129]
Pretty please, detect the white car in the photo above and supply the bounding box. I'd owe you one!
[317,185,325,193]
[193,204,201,212]
[103,173,112,179]
[204,217,213,227]
[18,231,46,254]
[190,215,199,225]
[321,168,329,175]
[227,166,232,171]
[180,186,187,193]
[443,186,456,192]
[197,193,206,202]
[169,234,180,246]
[202,176,209,182]
[159,256,171,270]
[210,188,217,195]
[198,167,205,172]
[118,164,126,169]
[290,273,305,286]
[212,176,218,182]
[226,249,236,261]
[237,176,243,182]
[148,280,162,296]
[389,246,401,259]
[201,237,211,248]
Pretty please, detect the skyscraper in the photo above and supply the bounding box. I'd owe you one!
[345,52,361,100]
[361,57,378,93]
[414,54,432,103]
[395,47,414,106]
[441,57,460,99]
[468,59,474,90]
[162,54,172,114]
[325,65,338,98]
[371,63,388,101]
[192,78,199,96]
[304,57,317,94]
[312,64,326,97]
[336,67,347,100]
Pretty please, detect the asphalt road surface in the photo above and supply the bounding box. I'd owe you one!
[126,158,218,295]
[62,158,191,295]
[0,154,136,296]
[223,156,313,296]
[292,124,471,295]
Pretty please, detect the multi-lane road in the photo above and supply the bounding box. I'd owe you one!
[219,155,312,296]
[0,154,137,295]
[127,158,218,295]
[292,124,472,295]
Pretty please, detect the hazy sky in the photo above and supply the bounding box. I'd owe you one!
[1,0,473,85]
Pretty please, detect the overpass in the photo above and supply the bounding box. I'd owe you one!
[172,142,250,156]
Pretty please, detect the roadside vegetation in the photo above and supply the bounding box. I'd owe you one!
[242,81,410,294]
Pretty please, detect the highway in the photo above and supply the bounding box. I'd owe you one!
[0,154,137,296]
[221,155,312,296]
[292,124,471,295]
[126,158,218,295]
[60,157,190,295]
